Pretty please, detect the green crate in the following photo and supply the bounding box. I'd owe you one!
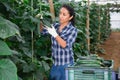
[65,66,112,80]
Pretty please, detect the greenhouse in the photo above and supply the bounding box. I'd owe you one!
[0,0,120,80]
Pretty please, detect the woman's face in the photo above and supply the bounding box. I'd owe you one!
[59,7,73,25]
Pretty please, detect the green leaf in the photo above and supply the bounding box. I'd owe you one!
[2,2,16,14]
[0,16,20,39]
[0,59,18,80]
[0,40,12,56]
[23,62,36,73]
[42,61,50,71]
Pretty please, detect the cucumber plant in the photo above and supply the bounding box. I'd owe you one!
[0,16,19,80]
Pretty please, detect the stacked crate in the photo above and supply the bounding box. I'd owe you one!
[66,67,112,80]
[65,54,113,80]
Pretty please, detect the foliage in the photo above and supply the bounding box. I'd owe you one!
[0,16,21,39]
[89,3,111,54]
[0,0,52,80]
[112,28,120,32]
[0,59,18,80]
[0,16,19,80]
[0,40,11,55]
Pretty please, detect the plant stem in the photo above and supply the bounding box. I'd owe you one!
[31,1,35,80]
[31,0,34,62]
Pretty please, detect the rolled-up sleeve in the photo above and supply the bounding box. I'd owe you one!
[41,28,48,35]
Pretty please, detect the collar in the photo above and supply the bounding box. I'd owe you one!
[57,22,72,33]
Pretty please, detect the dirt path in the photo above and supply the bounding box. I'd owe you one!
[99,32,120,71]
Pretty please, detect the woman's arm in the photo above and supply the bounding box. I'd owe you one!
[56,28,77,48]
[55,36,67,48]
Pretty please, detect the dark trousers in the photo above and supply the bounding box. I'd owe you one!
[50,64,71,80]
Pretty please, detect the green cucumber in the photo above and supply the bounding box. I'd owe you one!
[76,59,101,65]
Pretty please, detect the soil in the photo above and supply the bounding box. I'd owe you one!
[98,32,120,71]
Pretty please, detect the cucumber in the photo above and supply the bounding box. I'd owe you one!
[77,63,101,67]
[76,59,101,65]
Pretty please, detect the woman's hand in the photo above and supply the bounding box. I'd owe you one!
[46,25,58,38]
[46,25,67,48]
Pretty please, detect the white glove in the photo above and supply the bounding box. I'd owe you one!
[46,25,58,38]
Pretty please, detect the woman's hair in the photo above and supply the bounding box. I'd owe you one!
[61,4,75,26]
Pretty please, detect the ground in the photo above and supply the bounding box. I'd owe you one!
[98,32,120,71]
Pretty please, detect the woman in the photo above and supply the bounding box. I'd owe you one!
[40,4,78,80]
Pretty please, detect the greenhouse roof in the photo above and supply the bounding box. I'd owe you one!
[75,0,120,4]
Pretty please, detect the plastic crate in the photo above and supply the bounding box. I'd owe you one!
[65,66,112,80]
[118,67,120,79]
[112,71,116,80]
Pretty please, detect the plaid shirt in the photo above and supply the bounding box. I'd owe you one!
[41,22,78,65]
